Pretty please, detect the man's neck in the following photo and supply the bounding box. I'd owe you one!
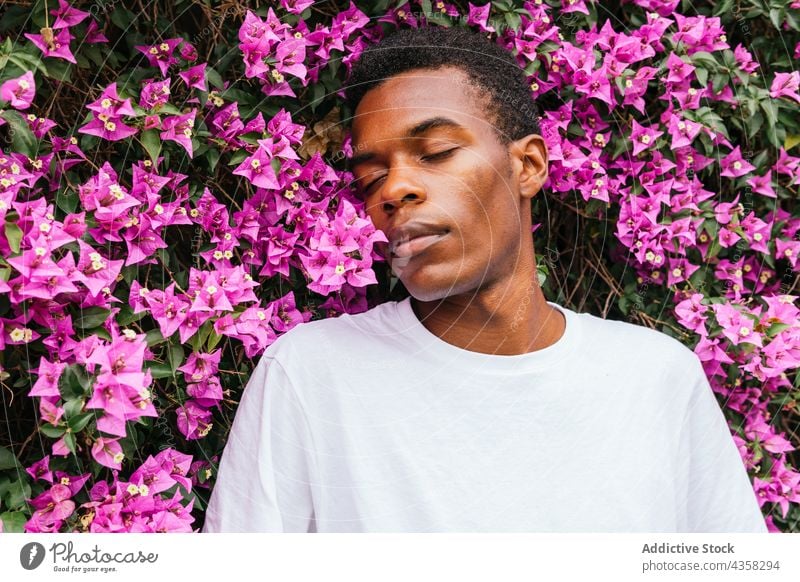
[410,279,566,356]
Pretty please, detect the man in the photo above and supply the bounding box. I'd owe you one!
[202,27,767,533]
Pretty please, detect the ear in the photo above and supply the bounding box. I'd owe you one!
[509,134,548,200]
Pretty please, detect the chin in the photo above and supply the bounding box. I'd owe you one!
[399,272,474,303]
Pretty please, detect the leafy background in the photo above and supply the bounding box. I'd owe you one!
[0,0,798,532]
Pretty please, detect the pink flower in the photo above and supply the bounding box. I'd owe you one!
[160,109,196,158]
[176,402,213,440]
[24,27,76,63]
[92,436,124,469]
[720,146,756,178]
[665,53,695,84]
[769,71,800,104]
[776,238,800,269]
[747,171,777,198]
[0,71,35,110]
[467,2,496,33]
[232,141,280,189]
[28,357,67,398]
[745,416,795,454]
[178,350,221,384]
[51,0,90,29]
[629,119,663,156]
[178,63,207,91]
[26,456,54,483]
[135,38,182,77]
[711,302,764,347]
[280,0,315,14]
[26,484,75,530]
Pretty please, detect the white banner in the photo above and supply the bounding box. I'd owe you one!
[2,533,798,581]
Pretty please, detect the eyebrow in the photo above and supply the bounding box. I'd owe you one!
[349,116,466,168]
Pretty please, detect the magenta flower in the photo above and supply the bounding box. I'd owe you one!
[711,302,764,347]
[467,2,496,33]
[26,484,75,531]
[74,239,124,297]
[769,71,800,105]
[24,27,76,63]
[178,350,221,384]
[79,84,138,142]
[85,19,109,44]
[51,0,90,29]
[176,401,213,440]
[232,141,280,189]
[665,53,695,84]
[629,120,663,156]
[135,38,182,76]
[39,399,64,426]
[28,357,66,398]
[280,0,315,14]
[143,282,191,339]
[92,436,124,469]
[745,416,795,454]
[178,63,207,91]
[720,146,756,178]
[160,109,196,158]
[747,171,777,198]
[26,456,54,483]
[139,78,171,110]
[0,70,35,110]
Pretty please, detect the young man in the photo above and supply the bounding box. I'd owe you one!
[202,27,767,533]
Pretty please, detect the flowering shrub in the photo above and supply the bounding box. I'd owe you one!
[0,0,798,533]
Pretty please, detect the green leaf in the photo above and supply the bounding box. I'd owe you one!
[169,342,184,373]
[56,187,79,214]
[0,109,39,157]
[689,51,718,70]
[74,307,111,329]
[0,511,27,532]
[207,330,223,352]
[3,480,30,511]
[145,362,174,379]
[0,446,18,470]
[63,432,76,455]
[766,322,791,336]
[58,364,92,399]
[695,67,708,88]
[39,424,66,438]
[117,304,146,327]
[63,398,84,419]
[760,100,778,126]
[146,328,166,347]
[206,66,224,90]
[8,53,47,76]
[3,220,22,254]
[711,72,728,94]
[140,129,162,164]
[67,412,94,433]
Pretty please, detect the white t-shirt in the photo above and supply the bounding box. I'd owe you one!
[202,298,767,533]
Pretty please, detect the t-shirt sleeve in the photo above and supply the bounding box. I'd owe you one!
[202,354,317,532]
[678,360,767,533]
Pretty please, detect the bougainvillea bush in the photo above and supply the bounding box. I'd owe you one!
[0,0,798,533]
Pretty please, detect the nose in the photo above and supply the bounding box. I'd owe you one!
[375,166,427,215]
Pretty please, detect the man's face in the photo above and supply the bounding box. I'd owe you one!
[350,66,545,302]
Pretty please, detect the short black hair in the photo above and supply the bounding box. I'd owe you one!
[344,26,541,146]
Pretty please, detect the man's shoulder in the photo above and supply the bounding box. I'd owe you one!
[264,299,402,360]
[575,308,704,375]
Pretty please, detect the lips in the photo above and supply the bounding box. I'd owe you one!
[386,222,449,259]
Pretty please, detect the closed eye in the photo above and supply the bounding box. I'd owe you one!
[421,147,458,162]
[358,148,459,196]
